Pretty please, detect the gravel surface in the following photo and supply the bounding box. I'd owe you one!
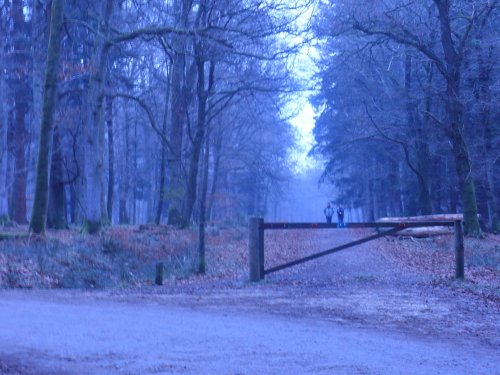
[1,229,498,374]
[0,291,498,375]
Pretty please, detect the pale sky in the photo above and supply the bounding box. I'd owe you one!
[289,101,317,171]
[283,2,321,173]
[287,39,320,172]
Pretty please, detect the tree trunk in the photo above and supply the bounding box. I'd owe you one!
[106,96,114,223]
[119,108,130,224]
[29,0,64,233]
[119,199,129,224]
[206,134,222,221]
[182,56,206,227]
[197,135,210,274]
[404,50,432,215]
[447,157,458,213]
[155,67,171,225]
[422,61,440,213]
[30,0,48,169]
[8,0,30,224]
[47,126,67,229]
[0,39,8,220]
[474,31,497,231]
[365,177,375,221]
[167,0,191,226]
[447,100,481,235]
[84,0,114,234]
[387,161,402,217]
[132,118,138,224]
[183,53,214,227]
[166,51,186,226]
[435,0,481,236]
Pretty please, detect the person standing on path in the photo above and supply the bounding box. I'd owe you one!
[337,206,345,227]
[324,203,334,223]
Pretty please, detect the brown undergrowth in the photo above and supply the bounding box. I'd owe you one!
[0,225,498,302]
[379,233,499,301]
[0,225,199,289]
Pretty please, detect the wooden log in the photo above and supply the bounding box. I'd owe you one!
[377,214,458,237]
[249,217,264,282]
[378,214,465,222]
[263,221,453,230]
[390,227,453,238]
[0,232,29,241]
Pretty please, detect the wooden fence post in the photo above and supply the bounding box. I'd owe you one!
[454,220,464,279]
[249,217,264,282]
[155,262,164,285]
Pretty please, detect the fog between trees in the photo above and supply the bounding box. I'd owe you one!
[0,0,498,237]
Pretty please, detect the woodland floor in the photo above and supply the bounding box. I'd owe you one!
[0,226,499,374]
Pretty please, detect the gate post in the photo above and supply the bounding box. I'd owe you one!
[454,220,465,279]
[249,217,264,282]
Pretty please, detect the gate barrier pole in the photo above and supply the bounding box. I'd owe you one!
[249,217,264,282]
[454,220,465,279]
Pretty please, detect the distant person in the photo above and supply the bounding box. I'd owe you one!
[324,203,334,223]
[337,206,345,227]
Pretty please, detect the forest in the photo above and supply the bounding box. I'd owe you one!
[312,0,499,236]
[0,0,303,235]
[1,1,499,371]
[0,0,498,239]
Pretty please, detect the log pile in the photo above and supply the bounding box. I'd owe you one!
[377,214,461,238]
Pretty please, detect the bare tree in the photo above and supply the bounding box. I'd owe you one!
[30,0,64,234]
[313,0,499,235]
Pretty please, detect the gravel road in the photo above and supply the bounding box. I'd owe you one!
[0,291,498,375]
[1,229,498,374]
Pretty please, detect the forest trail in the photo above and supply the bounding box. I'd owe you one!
[0,229,498,374]
[264,228,429,286]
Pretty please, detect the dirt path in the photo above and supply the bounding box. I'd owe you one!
[1,229,498,374]
[265,228,429,286]
[258,229,499,342]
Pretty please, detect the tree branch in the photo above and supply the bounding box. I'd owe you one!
[109,92,175,154]
[352,23,448,77]
[364,103,427,188]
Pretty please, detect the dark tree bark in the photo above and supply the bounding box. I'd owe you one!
[119,110,130,224]
[167,0,191,226]
[404,51,432,215]
[8,0,31,224]
[30,0,64,234]
[132,118,138,224]
[0,33,8,220]
[47,126,67,229]
[434,0,481,236]
[165,53,187,225]
[155,67,171,225]
[197,135,210,274]
[473,24,497,231]
[106,96,114,223]
[182,55,210,227]
[206,133,222,221]
[84,0,114,234]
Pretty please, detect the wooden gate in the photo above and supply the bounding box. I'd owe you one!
[248,218,464,282]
